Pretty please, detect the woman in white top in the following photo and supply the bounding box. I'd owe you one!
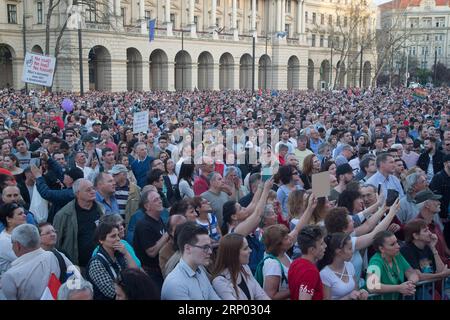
[0,203,27,277]
[177,163,195,199]
[212,233,270,300]
[318,233,369,300]
[164,158,178,187]
[260,221,314,300]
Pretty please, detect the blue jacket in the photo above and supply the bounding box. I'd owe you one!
[35,176,75,223]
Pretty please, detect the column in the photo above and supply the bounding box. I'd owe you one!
[140,0,146,34]
[165,0,173,36]
[211,0,218,39]
[191,62,198,90]
[251,0,257,38]
[114,0,121,16]
[232,62,240,90]
[281,0,286,32]
[213,63,220,90]
[232,0,238,41]
[189,0,197,37]
[276,0,282,32]
[142,60,150,91]
[296,0,301,35]
[300,0,306,43]
[167,61,175,91]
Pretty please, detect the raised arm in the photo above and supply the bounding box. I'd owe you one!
[355,199,400,251]
[234,179,272,237]
[288,194,317,243]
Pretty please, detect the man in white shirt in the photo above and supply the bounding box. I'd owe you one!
[402,137,420,169]
[2,224,63,300]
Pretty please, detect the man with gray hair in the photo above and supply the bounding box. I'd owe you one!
[53,178,105,268]
[335,144,354,166]
[57,277,93,300]
[397,173,428,224]
[201,172,230,226]
[1,224,63,300]
[239,173,261,208]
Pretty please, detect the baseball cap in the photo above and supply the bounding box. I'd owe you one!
[414,188,442,204]
[82,134,95,143]
[336,163,353,176]
[109,164,128,175]
[92,119,102,125]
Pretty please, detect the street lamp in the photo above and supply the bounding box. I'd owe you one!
[67,3,84,96]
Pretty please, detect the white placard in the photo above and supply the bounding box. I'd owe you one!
[133,111,149,134]
[22,52,56,87]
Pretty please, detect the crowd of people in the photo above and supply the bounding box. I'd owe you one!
[0,86,449,300]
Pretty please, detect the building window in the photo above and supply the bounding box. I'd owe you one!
[312,34,316,47]
[285,24,290,36]
[438,46,443,56]
[320,35,324,47]
[171,13,176,26]
[216,18,220,27]
[145,10,151,21]
[312,13,316,24]
[194,16,199,30]
[86,4,96,22]
[305,11,308,23]
[334,36,340,48]
[436,18,445,27]
[321,14,324,25]
[7,4,17,24]
[422,18,431,27]
[217,0,220,6]
[37,2,43,24]
[336,15,340,26]
[287,0,291,13]
[328,15,332,25]
[328,35,332,47]
[237,0,240,9]
[344,16,347,27]
[121,8,126,25]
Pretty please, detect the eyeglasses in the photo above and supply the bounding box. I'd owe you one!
[41,229,57,236]
[190,244,213,253]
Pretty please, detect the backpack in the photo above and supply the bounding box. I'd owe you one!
[254,254,288,288]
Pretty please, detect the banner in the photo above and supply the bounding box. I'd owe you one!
[133,111,149,134]
[22,52,56,87]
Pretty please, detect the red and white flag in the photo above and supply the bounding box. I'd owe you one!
[40,273,62,300]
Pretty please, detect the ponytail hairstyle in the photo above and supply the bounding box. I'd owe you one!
[317,232,351,271]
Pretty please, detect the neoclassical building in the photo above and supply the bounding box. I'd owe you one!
[379,0,450,70]
[0,0,376,91]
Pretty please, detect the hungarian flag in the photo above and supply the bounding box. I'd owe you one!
[40,273,62,300]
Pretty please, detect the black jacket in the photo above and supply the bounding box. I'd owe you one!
[429,169,450,220]
[417,150,444,176]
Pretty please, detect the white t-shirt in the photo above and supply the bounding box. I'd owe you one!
[0,230,16,278]
[320,262,356,300]
[262,253,291,291]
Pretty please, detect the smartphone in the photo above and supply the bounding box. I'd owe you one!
[386,189,399,207]
[377,184,381,195]
[262,167,272,182]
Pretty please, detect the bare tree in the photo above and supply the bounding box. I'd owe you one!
[371,1,414,87]
[309,0,376,89]
[44,0,116,90]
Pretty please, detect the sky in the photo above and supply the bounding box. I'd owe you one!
[373,0,392,4]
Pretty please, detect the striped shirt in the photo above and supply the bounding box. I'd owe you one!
[115,182,130,219]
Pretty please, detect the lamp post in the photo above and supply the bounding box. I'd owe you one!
[22,2,28,93]
[252,34,255,94]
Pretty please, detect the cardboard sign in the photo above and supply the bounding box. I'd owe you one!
[133,111,149,134]
[312,171,331,198]
[22,52,56,87]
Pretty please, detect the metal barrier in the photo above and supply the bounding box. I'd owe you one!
[367,277,449,300]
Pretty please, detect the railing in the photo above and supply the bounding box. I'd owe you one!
[367,277,449,300]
